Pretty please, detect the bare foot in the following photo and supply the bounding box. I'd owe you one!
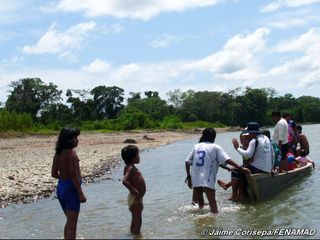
[218,180,228,190]
[210,210,218,214]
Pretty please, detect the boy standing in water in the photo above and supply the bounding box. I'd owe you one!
[122,145,146,235]
[185,128,244,213]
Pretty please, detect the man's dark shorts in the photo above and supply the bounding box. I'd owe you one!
[281,143,289,160]
[231,165,268,180]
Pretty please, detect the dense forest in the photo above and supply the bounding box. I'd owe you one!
[1,78,320,133]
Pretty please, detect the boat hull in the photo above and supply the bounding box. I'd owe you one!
[246,162,313,200]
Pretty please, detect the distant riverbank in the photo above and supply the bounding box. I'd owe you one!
[0,128,229,208]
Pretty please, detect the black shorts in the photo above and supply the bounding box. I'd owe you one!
[281,143,290,160]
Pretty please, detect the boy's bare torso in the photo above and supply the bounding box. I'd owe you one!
[124,165,146,197]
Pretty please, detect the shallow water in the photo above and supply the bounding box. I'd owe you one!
[0,124,319,239]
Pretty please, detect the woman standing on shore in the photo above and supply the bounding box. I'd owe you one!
[51,128,86,239]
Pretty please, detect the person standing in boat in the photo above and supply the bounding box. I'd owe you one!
[272,111,289,172]
[230,122,274,201]
[185,128,244,213]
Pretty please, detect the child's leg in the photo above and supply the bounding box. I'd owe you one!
[217,180,231,190]
[130,200,143,235]
[198,189,204,209]
[203,187,218,214]
[193,187,204,209]
[65,210,79,239]
[229,178,240,201]
[192,188,197,205]
[235,180,244,202]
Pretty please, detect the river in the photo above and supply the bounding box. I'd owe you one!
[0,124,319,239]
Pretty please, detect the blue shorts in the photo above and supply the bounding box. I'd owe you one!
[57,179,80,212]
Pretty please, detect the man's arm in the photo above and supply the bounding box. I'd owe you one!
[233,138,255,158]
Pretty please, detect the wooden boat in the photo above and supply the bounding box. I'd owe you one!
[246,162,314,200]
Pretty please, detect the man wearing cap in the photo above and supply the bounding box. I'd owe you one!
[227,122,273,201]
[232,122,274,175]
[272,111,289,172]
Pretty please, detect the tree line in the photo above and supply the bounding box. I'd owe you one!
[1,78,320,132]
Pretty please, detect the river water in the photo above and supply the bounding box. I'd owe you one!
[0,124,319,239]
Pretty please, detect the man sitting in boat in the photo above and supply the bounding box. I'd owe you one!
[296,125,310,156]
[287,153,296,171]
[230,122,274,201]
[295,149,314,168]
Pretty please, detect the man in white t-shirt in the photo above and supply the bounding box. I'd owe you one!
[232,122,274,174]
[230,122,274,201]
[185,128,245,213]
[272,111,289,172]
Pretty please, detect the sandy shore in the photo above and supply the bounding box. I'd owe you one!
[0,129,228,208]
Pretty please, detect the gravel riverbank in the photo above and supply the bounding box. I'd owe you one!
[0,129,229,208]
[0,131,195,208]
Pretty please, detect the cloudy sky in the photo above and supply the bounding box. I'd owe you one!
[1,0,320,102]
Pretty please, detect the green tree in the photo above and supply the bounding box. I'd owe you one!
[218,90,239,126]
[128,94,171,121]
[127,92,141,105]
[268,93,296,114]
[179,90,222,123]
[167,89,184,109]
[144,91,159,98]
[66,89,95,121]
[233,88,268,127]
[296,96,320,122]
[40,103,73,125]
[91,86,124,119]
[5,78,62,120]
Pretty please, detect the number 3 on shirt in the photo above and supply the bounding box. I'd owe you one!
[196,151,206,166]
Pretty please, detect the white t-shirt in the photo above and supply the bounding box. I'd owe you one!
[273,118,289,145]
[186,142,230,190]
[237,134,273,173]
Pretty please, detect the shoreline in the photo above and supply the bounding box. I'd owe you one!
[0,128,229,208]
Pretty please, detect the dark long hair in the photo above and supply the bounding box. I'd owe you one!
[199,128,216,143]
[55,128,80,155]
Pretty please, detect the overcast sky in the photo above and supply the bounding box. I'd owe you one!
[1,0,320,102]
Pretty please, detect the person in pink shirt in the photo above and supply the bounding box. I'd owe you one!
[295,149,314,168]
